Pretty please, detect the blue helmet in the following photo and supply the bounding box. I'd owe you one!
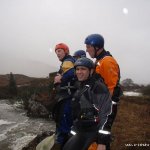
[74,57,94,69]
[73,50,86,58]
[84,34,104,49]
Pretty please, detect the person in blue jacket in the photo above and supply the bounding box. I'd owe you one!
[51,43,76,150]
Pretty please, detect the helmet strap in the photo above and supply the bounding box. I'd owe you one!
[89,68,94,78]
[94,47,103,58]
[86,70,91,80]
[94,47,99,58]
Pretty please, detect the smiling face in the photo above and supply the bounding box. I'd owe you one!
[76,66,90,81]
[55,49,66,61]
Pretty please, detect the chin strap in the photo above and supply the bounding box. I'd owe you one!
[94,47,97,58]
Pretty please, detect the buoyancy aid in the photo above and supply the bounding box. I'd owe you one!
[95,50,122,99]
[72,76,105,127]
[70,75,112,147]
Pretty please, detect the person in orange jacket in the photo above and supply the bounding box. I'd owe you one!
[84,34,123,149]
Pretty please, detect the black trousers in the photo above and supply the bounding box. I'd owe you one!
[63,132,111,150]
[63,131,96,150]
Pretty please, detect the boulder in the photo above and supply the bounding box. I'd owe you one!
[26,90,57,118]
[27,98,50,118]
[22,131,54,150]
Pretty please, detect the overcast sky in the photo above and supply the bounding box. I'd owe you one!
[0,0,150,84]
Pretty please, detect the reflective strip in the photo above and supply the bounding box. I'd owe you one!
[112,101,117,105]
[97,62,100,66]
[60,86,75,90]
[85,84,90,87]
[100,96,113,130]
[93,104,99,111]
[98,130,110,134]
[60,82,75,95]
[70,130,76,135]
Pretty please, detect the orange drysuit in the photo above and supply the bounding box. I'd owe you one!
[95,51,120,95]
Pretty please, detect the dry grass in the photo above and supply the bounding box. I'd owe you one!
[111,96,150,150]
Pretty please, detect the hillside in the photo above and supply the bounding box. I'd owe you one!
[0,74,34,87]
[0,73,57,99]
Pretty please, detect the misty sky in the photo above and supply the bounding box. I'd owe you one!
[0,0,150,84]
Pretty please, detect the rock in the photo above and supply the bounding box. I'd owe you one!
[26,91,57,118]
[22,131,54,150]
[27,98,50,118]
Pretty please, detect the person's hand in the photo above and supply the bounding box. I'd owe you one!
[54,74,62,84]
[97,144,106,150]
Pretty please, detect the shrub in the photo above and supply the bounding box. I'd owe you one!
[141,84,150,96]
[9,72,17,96]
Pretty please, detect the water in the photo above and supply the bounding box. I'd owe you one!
[0,100,55,150]
[123,91,142,96]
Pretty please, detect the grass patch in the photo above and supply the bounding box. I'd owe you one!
[111,96,150,150]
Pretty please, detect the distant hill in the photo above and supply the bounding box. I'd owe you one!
[0,57,58,78]
[0,74,34,87]
[121,78,141,91]
[0,71,58,88]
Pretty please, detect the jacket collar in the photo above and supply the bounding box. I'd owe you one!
[96,49,112,60]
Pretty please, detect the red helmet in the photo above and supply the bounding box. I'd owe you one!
[55,43,69,55]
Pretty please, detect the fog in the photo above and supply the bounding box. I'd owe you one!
[0,0,150,84]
